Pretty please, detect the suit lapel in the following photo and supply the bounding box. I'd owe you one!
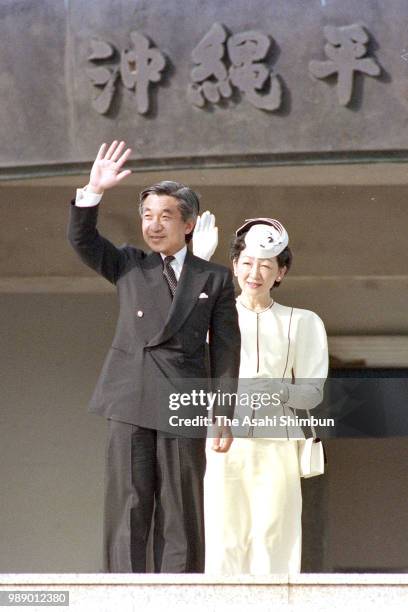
[146,250,209,348]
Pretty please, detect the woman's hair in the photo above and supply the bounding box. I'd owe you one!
[229,232,293,289]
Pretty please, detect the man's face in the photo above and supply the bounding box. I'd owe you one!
[141,194,195,255]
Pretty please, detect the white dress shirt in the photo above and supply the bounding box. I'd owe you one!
[74,186,186,279]
[159,246,186,281]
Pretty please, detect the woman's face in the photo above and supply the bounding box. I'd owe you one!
[233,249,285,299]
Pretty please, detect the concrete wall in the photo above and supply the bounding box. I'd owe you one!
[1,294,408,573]
[1,174,407,333]
[0,293,113,571]
[0,172,407,572]
[326,439,408,572]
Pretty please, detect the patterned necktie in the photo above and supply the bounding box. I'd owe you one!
[163,255,178,298]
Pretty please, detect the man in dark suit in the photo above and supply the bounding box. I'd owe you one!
[68,140,240,573]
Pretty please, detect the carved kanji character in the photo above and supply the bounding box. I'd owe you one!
[87,39,119,114]
[309,24,381,106]
[187,23,232,107]
[120,31,166,114]
[227,31,281,111]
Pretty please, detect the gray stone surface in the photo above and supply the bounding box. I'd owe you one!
[1,0,408,173]
[0,1,72,165]
[0,574,408,611]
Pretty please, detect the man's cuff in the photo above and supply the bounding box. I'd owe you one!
[75,187,103,208]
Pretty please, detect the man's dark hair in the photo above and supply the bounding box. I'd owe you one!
[229,232,293,289]
[139,180,200,243]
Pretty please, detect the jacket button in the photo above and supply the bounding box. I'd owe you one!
[137,310,144,317]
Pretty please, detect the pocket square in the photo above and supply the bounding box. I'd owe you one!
[198,292,209,299]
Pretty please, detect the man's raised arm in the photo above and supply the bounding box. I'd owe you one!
[68,140,133,284]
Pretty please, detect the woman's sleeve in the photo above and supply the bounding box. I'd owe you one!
[285,310,329,411]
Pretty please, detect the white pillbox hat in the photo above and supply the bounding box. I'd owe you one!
[236,218,289,258]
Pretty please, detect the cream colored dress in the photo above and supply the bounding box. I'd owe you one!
[204,300,328,574]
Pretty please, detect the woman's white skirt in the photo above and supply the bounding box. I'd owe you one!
[204,437,302,575]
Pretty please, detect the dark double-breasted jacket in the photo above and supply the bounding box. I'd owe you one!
[68,202,241,435]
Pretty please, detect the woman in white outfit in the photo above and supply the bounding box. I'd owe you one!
[194,215,328,575]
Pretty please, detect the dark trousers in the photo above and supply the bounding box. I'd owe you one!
[103,419,206,573]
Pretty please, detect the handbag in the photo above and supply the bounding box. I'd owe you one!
[297,409,325,478]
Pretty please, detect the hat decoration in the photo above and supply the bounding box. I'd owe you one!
[236,218,289,258]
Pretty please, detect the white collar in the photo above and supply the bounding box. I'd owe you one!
[160,245,187,268]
